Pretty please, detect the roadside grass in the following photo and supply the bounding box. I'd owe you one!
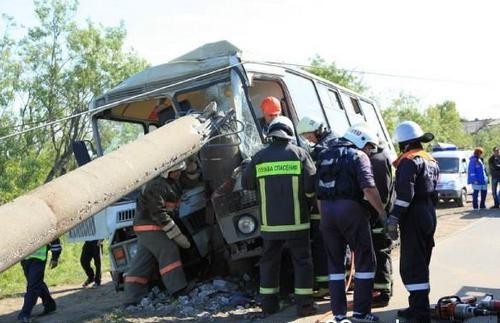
[0,237,110,299]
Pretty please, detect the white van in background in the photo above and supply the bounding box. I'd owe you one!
[431,144,472,207]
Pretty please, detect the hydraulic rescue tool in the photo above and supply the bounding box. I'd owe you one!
[430,295,497,321]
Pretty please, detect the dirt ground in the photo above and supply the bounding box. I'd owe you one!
[0,197,497,323]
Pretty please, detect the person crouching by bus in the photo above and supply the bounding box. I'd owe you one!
[242,116,317,317]
[317,123,387,322]
[296,116,338,297]
[18,239,62,323]
[123,162,191,307]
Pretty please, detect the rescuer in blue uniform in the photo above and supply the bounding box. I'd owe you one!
[317,123,387,323]
[242,116,317,317]
[18,239,62,323]
[386,121,439,323]
[296,116,337,297]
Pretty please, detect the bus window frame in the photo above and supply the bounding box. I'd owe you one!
[314,81,352,136]
[281,70,329,131]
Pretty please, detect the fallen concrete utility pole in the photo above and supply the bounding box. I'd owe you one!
[0,112,217,272]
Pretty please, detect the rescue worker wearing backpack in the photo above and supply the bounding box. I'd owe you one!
[242,116,317,317]
[317,123,387,323]
[386,121,439,323]
[123,162,192,307]
[296,116,338,297]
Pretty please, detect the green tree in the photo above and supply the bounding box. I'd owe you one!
[472,125,500,157]
[425,101,472,149]
[305,55,367,93]
[381,92,426,136]
[0,15,27,203]
[0,0,148,202]
[17,0,148,183]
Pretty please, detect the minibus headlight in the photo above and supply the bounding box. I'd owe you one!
[237,215,256,235]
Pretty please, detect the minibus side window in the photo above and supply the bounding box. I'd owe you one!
[340,92,365,125]
[283,72,327,126]
[359,100,390,143]
[316,83,350,137]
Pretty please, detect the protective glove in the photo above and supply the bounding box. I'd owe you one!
[163,221,191,249]
[240,158,251,172]
[385,215,400,241]
[173,234,191,249]
[49,259,59,269]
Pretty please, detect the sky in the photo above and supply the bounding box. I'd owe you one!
[1,0,499,120]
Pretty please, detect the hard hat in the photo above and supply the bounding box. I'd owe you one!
[296,116,323,135]
[393,120,434,144]
[343,123,379,149]
[260,96,282,115]
[267,116,295,140]
[161,161,186,178]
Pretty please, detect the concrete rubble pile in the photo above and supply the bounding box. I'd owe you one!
[123,276,262,320]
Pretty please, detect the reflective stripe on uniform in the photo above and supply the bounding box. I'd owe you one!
[374,282,391,290]
[319,179,336,188]
[311,213,321,220]
[260,223,310,232]
[329,273,345,281]
[395,199,410,207]
[133,224,162,232]
[159,260,182,276]
[260,287,279,294]
[295,288,313,295]
[124,275,148,284]
[315,275,329,282]
[354,272,375,279]
[371,227,384,234]
[405,282,430,291]
[259,175,309,232]
[27,246,48,261]
[165,201,180,210]
[256,161,301,177]
[321,158,334,166]
[293,176,300,226]
[259,178,268,227]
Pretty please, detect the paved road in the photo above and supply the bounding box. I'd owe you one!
[265,204,500,323]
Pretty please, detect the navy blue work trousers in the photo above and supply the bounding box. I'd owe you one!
[19,259,55,319]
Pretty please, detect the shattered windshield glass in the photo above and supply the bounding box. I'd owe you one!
[231,69,262,158]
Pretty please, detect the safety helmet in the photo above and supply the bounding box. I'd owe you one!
[161,161,186,178]
[296,116,323,135]
[393,120,434,144]
[260,96,282,115]
[267,116,295,140]
[343,123,379,149]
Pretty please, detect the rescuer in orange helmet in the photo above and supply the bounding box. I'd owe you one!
[259,96,282,134]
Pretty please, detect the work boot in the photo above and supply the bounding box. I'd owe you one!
[17,315,31,323]
[333,314,349,322]
[39,299,56,316]
[82,277,93,287]
[397,307,413,318]
[351,312,380,322]
[313,287,330,299]
[296,302,317,317]
[372,291,390,308]
[261,295,280,315]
